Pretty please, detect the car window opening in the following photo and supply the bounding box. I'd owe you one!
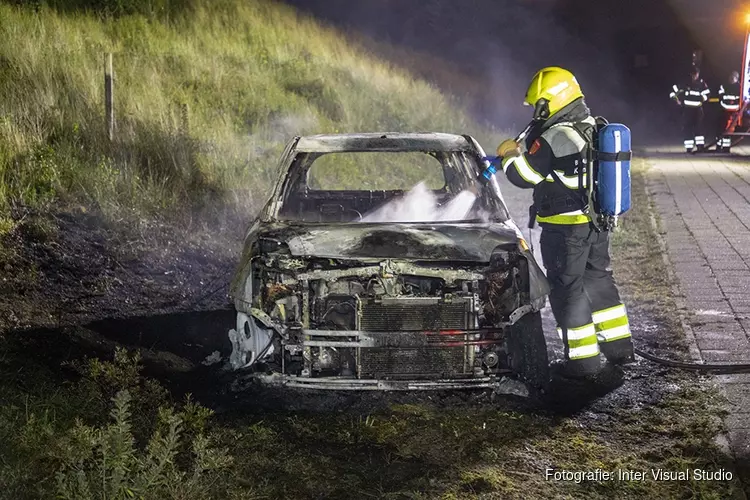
[276,150,510,223]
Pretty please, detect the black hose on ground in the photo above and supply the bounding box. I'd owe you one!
[634,347,750,374]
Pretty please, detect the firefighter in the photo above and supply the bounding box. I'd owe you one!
[495,67,634,378]
[670,67,710,153]
[716,70,741,152]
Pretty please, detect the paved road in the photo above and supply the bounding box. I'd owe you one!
[494,173,562,358]
[645,144,750,460]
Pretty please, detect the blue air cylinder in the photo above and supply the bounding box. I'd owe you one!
[596,124,632,216]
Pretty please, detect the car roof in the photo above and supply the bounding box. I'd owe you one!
[292,132,476,153]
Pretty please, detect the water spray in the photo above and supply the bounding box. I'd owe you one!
[359,182,477,223]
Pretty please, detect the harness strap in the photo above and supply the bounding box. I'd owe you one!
[538,195,580,214]
[597,151,631,162]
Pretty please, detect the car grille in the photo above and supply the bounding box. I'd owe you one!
[358,298,472,379]
[359,300,467,331]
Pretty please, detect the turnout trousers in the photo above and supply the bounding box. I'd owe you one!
[540,222,634,375]
[682,107,705,152]
[717,110,734,152]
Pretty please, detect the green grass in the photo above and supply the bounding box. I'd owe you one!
[0,0,497,223]
[0,345,736,499]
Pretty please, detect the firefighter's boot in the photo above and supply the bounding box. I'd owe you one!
[551,354,603,380]
[599,337,635,365]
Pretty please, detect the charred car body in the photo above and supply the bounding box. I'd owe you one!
[228,133,551,392]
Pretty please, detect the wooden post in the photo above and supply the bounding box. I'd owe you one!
[104,53,114,141]
[180,102,189,135]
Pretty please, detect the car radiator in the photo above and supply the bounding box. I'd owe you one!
[357,297,474,379]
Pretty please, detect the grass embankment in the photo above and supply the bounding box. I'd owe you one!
[0,0,489,231]
[0,160,740,499]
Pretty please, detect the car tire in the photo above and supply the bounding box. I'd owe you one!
[506,310,550,397]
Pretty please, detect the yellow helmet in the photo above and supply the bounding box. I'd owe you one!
[524,67,584,118]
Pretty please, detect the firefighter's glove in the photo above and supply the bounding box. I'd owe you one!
[496,139,521,159]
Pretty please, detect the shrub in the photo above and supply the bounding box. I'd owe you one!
[54,390,233,500]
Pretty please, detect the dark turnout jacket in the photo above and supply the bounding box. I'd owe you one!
[502,99,597,225]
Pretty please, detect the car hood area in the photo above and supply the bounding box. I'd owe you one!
[255,221,524,262]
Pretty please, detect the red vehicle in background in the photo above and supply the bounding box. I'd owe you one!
[718,16,750,147]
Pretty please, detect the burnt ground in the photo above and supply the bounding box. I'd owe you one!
[0,301,682,418]
[0,163,746,499]
[0,205,677,416]
[0,206,239,331]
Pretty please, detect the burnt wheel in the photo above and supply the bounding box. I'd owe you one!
[506,311,550,395]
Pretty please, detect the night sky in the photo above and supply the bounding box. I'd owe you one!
[284,0,750,141]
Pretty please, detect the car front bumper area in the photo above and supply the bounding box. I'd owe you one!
[277,375,499,391]
[261,323,518,391]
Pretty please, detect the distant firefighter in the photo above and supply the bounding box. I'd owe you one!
[670,67,710,153]
[716,70,741,152]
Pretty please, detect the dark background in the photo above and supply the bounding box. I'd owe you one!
[284,0,749,144]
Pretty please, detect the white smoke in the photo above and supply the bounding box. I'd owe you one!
[360,182,477,222]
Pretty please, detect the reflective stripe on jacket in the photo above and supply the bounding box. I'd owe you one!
[671,78,710,107]
[719,83,741,111]
[502,116,596,225]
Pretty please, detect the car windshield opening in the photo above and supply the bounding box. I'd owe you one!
[276,150,511,224]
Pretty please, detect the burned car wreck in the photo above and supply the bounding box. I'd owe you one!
[228,133,551,392]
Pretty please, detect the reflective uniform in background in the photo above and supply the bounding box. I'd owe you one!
[716,71,741,152]
[496,67,634,378]
[670,68,710,153]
